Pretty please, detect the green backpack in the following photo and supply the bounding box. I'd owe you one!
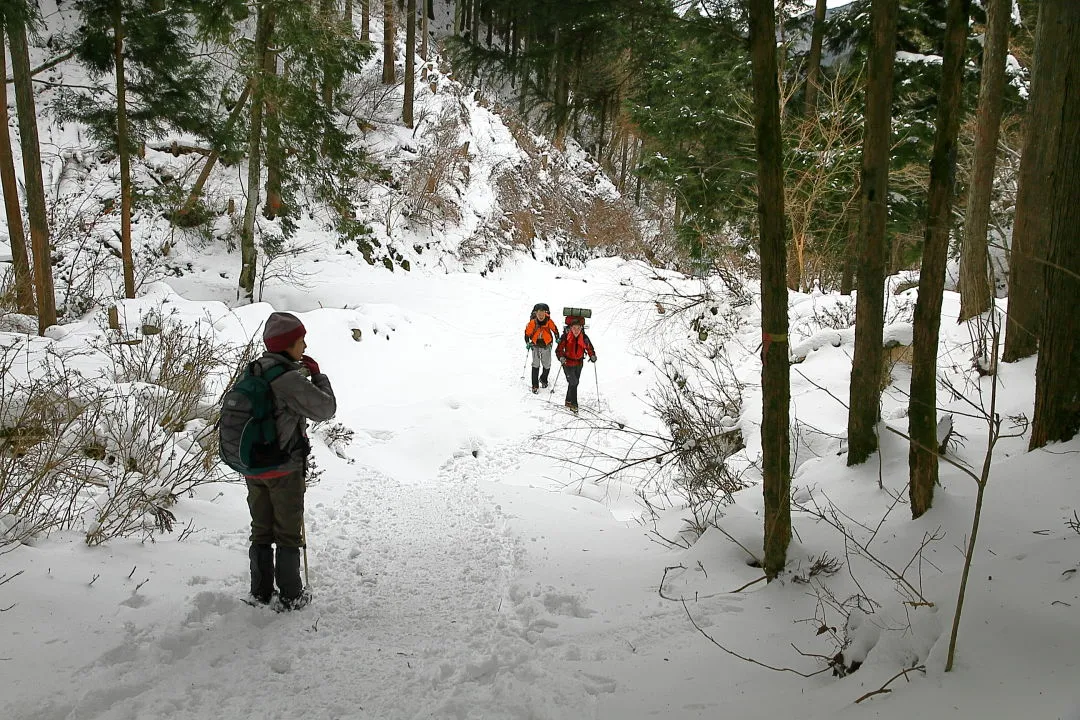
[218,362,290,475]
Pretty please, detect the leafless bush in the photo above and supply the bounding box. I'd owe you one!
[813,297,857,331]
[535,340,748,547]
[1,314,256,547]
[49,193,115,319]
[338,69,399,127]
[647,348,747,534]
[405,105,469,228]
[0,344,106,545]
[257,233,315,303]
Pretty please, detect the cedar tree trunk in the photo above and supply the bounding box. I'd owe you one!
[909,0,971,518]
[847,0,899,466]
[748,0,791,581]
[1029,0,1080,448]
[958,0,1009,321]
[8,19,56,332]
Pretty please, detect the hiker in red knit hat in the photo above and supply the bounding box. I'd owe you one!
[246,311,336,610]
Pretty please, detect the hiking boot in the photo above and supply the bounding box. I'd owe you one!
[540,380,548,388]
[249,544,275,603]
[531,386,539,394]
[565,402,578,413]
[279,588,312,611]
[275,545,303,601]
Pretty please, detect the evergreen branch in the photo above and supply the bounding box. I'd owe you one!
[4,49,74,83]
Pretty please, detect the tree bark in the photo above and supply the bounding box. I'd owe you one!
[382,0,395,84]
[345,0,353,26]
[847,0,899,466]
[403,0,415,128]
[320,0,335,109]
[239,3,273,304]
[748,0,791,582]
[471,0,480,46]
[0,26,34,314]
[8,19,56,332]
[263,37,282,220]
[909,0,971,519]
[1003,2,1059,363]
[361,0,369,40]
[958,0,1009,321]
[113,0,135,299]
[1029,0,1080,449]
[178,81,251,218]
[804,0,828,117]
[420,0,428,60]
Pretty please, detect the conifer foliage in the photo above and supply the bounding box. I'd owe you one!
[59,0,242,299]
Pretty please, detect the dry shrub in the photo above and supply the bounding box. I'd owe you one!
[0,314,255,547]
[0,344,106,543]
[405,104,470,228]
[581,195,643,252]
[647,347,747,537]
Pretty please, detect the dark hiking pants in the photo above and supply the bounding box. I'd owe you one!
[564,364,583,406]
[246,469,305,601]
[246,470,306,547]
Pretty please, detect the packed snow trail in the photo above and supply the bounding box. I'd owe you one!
[3,260,668,720]
[17,460,611,720]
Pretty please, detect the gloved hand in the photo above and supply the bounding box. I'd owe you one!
[300,354,320,376]
[526,342,533,350]
[588,355,597,363]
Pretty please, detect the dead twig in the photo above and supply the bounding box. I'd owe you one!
[854,664,926,704]
[682,600,828,678]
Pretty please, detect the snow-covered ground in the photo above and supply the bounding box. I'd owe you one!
[1,251,1078,720]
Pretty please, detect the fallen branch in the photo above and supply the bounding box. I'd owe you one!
[683,599,827,678]
[854,664,926,704]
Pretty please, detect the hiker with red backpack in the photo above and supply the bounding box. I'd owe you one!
[524,303,560,393]
[220,312,336,610]
[555,315,596,412]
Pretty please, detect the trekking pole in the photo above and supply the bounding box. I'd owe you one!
[549,363,563,396]
[520,349,530,379]
[301,518,310,587]
[593,362,602,408]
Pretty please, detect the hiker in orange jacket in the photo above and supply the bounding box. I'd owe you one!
[555,315,596,411]
[524,303,560,393]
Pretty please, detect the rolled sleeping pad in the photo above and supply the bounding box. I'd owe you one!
[562,307,592,318]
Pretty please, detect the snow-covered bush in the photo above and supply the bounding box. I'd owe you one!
[0,343,105,545]
[647,346,747,536]
[0,316,252,547]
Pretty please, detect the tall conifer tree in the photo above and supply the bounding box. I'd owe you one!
[847,0,899,467]
[909,0,971,518]
[748,0,791,581]
[6,8,56,332]
[0,24,35,315]
[63,0,233,298]
[1028,0,1080,448]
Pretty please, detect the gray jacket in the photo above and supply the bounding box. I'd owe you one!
[255,352,337,472]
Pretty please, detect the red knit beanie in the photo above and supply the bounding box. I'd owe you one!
[263,312,306,352]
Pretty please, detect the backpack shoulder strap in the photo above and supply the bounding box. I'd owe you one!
[263,364,289,383]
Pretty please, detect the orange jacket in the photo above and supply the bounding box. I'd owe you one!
[525,317,560,347]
